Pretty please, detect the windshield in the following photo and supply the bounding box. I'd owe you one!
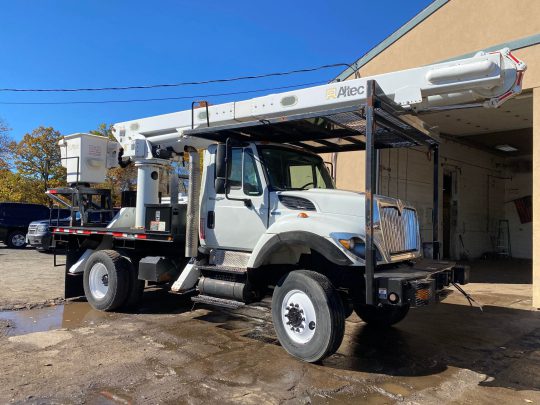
[258,146,334,191]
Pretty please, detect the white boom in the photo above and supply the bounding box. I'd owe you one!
[112,48,525,156]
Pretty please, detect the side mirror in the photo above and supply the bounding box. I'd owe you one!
[215,177,226,194]
[215,143,227,194]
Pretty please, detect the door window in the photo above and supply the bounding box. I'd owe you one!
[222,148,263,196]
[228,148,242,189]
[243,150,262,196]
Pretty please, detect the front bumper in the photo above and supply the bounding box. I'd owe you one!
[26,234,51,250]
[374,259,469,308]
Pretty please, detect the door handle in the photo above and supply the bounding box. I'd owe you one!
[207,211,215,229]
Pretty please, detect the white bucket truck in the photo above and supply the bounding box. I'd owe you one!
[52,49,525,362]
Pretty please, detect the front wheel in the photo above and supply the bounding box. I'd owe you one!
[272,270,345,363]
[354,304,410,327]
[7,230,27,249]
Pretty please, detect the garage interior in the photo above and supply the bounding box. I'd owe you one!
[327,0,539,306]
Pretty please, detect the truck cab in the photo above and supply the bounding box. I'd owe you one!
[200,142,420,267]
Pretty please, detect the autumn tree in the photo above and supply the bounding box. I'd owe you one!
[0,117,13,170]
[11,126,66,194]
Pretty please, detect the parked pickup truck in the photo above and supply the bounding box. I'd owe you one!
[27,212,71,252]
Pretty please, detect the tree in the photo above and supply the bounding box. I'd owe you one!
[0,171,44,204]
[11,126,66,194]
[0,117,13,170]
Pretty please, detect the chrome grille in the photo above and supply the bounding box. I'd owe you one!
[380,206,419,255]
[28,224,37,235]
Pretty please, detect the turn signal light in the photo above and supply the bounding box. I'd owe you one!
[298,212,309,218]
[416,288,431,301]
[339,239,352,250]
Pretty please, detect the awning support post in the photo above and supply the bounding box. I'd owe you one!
[432,145,440,260]
[365,80,377,305]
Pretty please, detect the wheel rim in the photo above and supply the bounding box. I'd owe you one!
[11,234,26,247]
[281,289,317,344]
[89,263,109,300]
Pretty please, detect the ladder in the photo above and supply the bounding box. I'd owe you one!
[496,219,512,259]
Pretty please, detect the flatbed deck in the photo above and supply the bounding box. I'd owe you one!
[53,226,177,242]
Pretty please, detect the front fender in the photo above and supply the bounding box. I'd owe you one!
[248,213,360,268]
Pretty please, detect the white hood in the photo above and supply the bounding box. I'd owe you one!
[279,189,366,217]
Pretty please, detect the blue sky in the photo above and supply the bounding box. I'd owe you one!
[0,0,432,141]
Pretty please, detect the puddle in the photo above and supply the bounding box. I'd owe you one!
[0,301,114,337]
[87,389,133,405]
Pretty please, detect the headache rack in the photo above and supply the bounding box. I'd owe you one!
[185,80,441,305]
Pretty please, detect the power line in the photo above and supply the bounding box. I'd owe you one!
[0,81,327,105]
[0,63,350,92]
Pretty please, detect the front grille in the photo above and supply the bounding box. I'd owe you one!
[380,206,419,255]
[28,224,37,235]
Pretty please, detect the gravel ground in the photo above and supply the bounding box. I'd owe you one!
[0,245,65,310]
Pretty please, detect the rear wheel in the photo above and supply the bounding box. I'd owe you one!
[354,304,410,327]
[122,257,145,309]
[83,250,129,311]
[272,270,345,363]
[7,230,27,249]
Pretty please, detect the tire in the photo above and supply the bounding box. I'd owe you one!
[83,250,129,311]
[7,230,27,249]
[122,257,145,310]
[272,270,345,363]
[354,304,410,327]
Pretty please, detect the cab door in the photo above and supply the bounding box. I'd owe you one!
[203,145,268,251]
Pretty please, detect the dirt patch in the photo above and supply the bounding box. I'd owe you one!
[0,246,65,309]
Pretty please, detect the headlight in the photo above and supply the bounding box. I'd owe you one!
[36,224,49,232]
[338,237,366,258]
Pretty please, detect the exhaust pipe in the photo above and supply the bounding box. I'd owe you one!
[185,147,200,258]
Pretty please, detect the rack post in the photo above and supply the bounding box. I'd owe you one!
[365,80,377,305]
[432,145,440,259]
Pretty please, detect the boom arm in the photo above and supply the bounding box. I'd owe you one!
[112,48,526,158]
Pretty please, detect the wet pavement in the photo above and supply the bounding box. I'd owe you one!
[0,285,539,404]
[0,257,539,404]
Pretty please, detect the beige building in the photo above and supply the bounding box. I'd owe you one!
[330,0,540,306]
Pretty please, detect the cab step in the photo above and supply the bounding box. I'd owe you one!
[191,294,246,309]
[196,264,247,275]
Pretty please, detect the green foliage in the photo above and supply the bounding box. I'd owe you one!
[11,126,66,193]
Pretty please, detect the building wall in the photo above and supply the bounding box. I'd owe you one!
[355,0,540,89]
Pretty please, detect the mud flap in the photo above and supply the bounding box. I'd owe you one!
[65,273,84,299]
[64,243,86,299]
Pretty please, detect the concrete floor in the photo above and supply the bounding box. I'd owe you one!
[0,247,538,404]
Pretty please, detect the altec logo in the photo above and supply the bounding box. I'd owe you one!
[326,85,365,100]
